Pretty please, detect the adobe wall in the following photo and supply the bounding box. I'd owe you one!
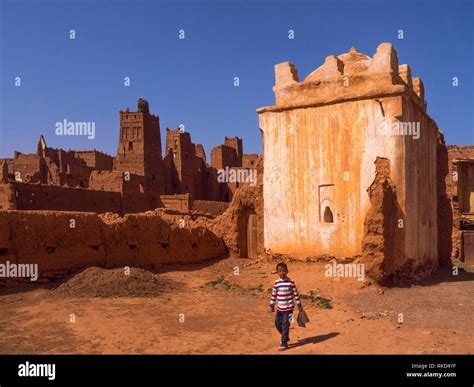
[196,144,206,161]
[10,182,124,213]
[5,146,94,188]
[258,96,407,258]
[398,94,438,272]
[89,170,145,194]
[164,128,209,200]
[0,184,15,210]
[209,157,264,257]
[89,170,127,192]
[74,150,114,170]
[242,154,259,169]
[4,153,42,184]
[224,137,243,165]
[4,181,231,216]
[437,132,453,266]
[447,145,474,260]
[0,210,226,280]
[203,167,220,201]
[211,145,239,169]
[160,194,191,212]
[159,195,229,216]
[193,200,230,216]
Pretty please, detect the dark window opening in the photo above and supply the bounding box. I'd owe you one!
[128,141,133,150]
[323,206,334,223]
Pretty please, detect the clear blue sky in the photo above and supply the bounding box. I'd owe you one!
[0,0,473,159]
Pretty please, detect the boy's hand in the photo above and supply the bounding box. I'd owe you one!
[270,306,275,312]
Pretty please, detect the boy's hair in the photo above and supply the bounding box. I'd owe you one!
[276,262,288,271]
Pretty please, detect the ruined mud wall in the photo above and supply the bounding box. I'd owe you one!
[193,200,229,216]
[73,150,114,170]
[10,182,124,213]
[160,194,191,212]
[360,158,405,283]
[7,181,163,215]
[208,157,264,257]
[1,181,232,217]
[0,210,225,280]
[0,184,15,210]
[5,153,42,184]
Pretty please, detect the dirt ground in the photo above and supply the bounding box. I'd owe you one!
[0,258,472,354]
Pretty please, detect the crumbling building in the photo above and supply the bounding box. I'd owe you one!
[0,98,258,214]
[257,43,451,281]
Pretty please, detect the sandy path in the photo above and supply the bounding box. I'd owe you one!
[0,258,472,354]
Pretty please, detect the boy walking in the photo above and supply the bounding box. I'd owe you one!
[269,262,303,351]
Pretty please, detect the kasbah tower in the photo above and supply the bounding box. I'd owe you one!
[115,97,164,196]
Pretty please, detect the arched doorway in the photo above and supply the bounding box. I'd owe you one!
[239,208,258,258]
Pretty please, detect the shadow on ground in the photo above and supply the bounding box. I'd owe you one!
[384,266,474,289]
[288,332,340,349]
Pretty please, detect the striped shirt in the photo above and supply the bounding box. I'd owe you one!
[270,277,302,311]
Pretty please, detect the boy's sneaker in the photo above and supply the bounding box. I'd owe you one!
[278,343,288,351]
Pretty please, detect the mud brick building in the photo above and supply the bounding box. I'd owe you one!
[446,145,474,266]
[0,98,258,214]
[1,44,472,284]
[257,43,455,281]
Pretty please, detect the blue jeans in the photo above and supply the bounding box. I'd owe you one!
[275,310,293,346]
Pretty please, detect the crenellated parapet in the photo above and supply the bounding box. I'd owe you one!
[261,42,426,113]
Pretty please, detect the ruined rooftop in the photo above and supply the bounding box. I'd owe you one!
[257,42,426,113]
